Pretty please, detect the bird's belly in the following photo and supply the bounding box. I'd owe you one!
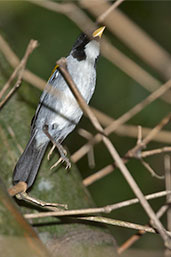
[35,92,82,147]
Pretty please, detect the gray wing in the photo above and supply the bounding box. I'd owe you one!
[31,67,61,132]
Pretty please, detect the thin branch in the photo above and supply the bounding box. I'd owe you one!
[57,57,171,248]
[7,126,23,154]
[141,159,164,180]
[77,216,171,237]
[28,0,70,13]
[24,190,171,219]
[137,125,142,145]
[165,155,171,256]
[78,128,95,168]
[83,164,114,186]
[0,79,23,109]
[0,63,20,99]
[126,113,171,158]
[0,33,46,91]
[141,147,171,158]
[0,39,38,110]
[97,0,125,23]
[0,124,16,163]
[92,107,171,144]
[165,155,171,232]
[25,212,171,237]
[71,82,171,163]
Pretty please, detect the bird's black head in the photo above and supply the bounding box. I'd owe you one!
[71,33,90,61]
[70,26,105,62]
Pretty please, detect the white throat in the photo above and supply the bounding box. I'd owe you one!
[84,40,100,62]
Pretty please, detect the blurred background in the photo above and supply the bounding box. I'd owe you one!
[0,0,170,253]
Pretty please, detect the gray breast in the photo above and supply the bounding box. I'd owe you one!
[34,55,96,147]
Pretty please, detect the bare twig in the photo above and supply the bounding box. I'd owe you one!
[71,82,171,163]
[83,164,114,186]
[92,107,171,144]
[165,155,171,232]
[127,113,171,158]
[25,211,171,237]
[57,57,171,248]
[77,216,171,237]
[137,125,142,145]
[141,159,164,180]
[0,33,46,91]
[0,79,23,109]
[165,155,171,256]
[23,190,171,219]
[97,0,125,23]
[78,128,95,168]
[0,40,38,110]
[104,191,171,213]
[0,63,20,99]
[0,124,16,163]
[142,147,171,158]
[7,126,23,154]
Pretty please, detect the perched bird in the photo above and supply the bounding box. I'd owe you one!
[13,26,105,189]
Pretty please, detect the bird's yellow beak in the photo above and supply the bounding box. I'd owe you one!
[92,26,105,38]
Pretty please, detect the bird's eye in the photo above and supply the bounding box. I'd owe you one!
[52,123,58,130]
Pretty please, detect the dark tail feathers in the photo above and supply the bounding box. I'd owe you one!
[13,135,48,189]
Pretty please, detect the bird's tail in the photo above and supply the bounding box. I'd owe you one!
[13,135,48,189]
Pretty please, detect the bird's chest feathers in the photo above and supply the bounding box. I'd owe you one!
[52,58,96,128]
[67,56,96,100]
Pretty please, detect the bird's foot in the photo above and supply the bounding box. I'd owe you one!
[43,124,71,169]
[50,152,71,170]
[47,144,56,160]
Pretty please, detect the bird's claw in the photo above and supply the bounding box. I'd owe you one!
[50,155,71,170]
[47,144,56,160]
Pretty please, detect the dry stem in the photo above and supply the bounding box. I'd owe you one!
[24,190,171,219]
[97,0,125,23]
[24,213,171,238]
[165,156,171,232]
[92,107,171,144]
[0,39,38,110]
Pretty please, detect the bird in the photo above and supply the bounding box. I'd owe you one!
[12,26,105,190]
